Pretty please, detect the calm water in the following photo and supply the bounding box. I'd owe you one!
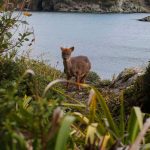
[26,12,150,79]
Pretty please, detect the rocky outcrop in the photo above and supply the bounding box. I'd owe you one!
[99,0,148,13]
[28,0,150,13]
[54,2,102,12]
[100,67,147,114]
[139,16,150,22]
[110,67,145,90]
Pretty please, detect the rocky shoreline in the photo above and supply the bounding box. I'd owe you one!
[21,0,150,13]
[94,66,148,113]
[51,2,148,13]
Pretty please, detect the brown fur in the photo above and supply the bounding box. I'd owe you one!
[61,46,91,89]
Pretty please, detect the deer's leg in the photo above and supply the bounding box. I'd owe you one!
[80,75,87,84]
[76,75,81,90]
[66,75,71,89]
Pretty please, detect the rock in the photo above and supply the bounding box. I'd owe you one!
[110,67,145,90]
[138,16,150,22]
[54,2,102,12]
[54,3,70,11]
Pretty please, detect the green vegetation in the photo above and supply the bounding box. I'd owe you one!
[0,5,150,150]
[142,63,150,112]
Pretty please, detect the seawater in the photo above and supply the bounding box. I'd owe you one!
[26,12,150,79]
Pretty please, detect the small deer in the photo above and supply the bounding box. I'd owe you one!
[61,46,91,90]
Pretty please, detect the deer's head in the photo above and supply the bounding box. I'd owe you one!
[61,47,74,60]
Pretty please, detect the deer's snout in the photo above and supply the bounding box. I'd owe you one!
[62,54,70,60]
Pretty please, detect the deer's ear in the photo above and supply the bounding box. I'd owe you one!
[70,47,74,52]
[60,47,64,51]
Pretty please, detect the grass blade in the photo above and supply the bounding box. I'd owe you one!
[88,89,97,122]
[93,87,119,136]
[99,134,111,150]
[129,118,150,150]
[141,143,150,150]
[55,116,75,150]
[73,112,89,124]
[127,107,143,144]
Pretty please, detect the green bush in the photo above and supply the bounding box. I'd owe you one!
[0,12,33,57]
[142,62,150,113]
[1,77,150,149]
[122,63,150,113]
[87,71,101,86]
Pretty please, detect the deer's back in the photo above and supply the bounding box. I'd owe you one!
[70,56,91,76]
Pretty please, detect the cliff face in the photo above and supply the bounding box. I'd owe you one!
[30,0,150,12]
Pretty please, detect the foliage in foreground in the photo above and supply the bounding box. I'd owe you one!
[0,73,150,149]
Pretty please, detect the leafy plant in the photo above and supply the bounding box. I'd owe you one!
[42,80,150,149]
[0,9,33,58]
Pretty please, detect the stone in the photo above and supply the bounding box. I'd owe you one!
[138,16,150,22]
[110,67,145,90]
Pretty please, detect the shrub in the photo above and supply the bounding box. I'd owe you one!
[1,77,150,149]
[123,63,150,113]
[142,62,150,113]
[86,71,101,86]
[0,11,33,58]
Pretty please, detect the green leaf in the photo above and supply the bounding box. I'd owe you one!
[134,107,143,130]
[55,116,75,150]
[24,38,29,41]
[89,89,97,122]
[73,112,89,124]
[18,20,29,25]
[141,143,150,150]
[93,87,119,136]
[127,107,143,144]
[12,132,27,150]
[6,32,12,39]
[23,95,32,109]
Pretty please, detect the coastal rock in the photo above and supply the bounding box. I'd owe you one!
[28,0,150,13]
[138,16,150,22]
[110,67,145,91]
[53,0,148,13]
[54,2,102,12]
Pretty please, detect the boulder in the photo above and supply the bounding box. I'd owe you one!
[110,67,145,90]
[138,16,150,22]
